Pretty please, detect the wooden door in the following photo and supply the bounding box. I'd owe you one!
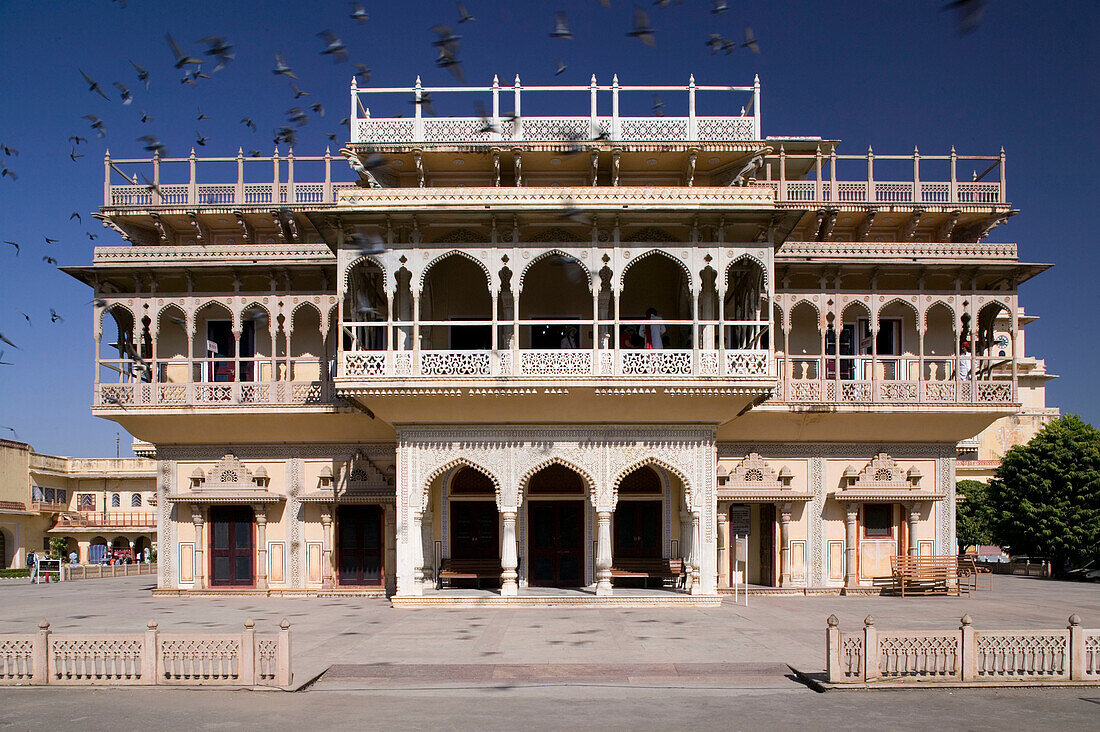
[759,503,775,587]
[210,505,254,586]
[529,501,584,587]
[337,504,383,586]
[451,501,499,560]
[614,501,662,559]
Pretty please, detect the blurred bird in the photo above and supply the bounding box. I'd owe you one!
[0,352,11,367]
[197,107,211,121]
[273,126,297,146]
[652,94,665,115]
[706,33,723,54]
[457,2,475,22]
[241,117,257,131]
[130,60,150,90]
[431,24,462,47]
[140,110,153,123]
[248,149,262,158]
[1,143,16,156]
[412,92,435,116]
[550,12,572,39]
[435,45,465,82]
[310,102,325,117]
[287,107,309,127]
[19,312,31,326]
[475,102,499,134]
[555,59,567,76]
[43,256,58,265]
[273,52,297,79]
[83,115,106,138]
[199,36,235,71]
[943,0,987,35]
[69,148,84,162]
[50,310,63,324]
[44,235,59,245]
[138,135,168,156]
[742,25,760,54]
[86,232,97,240]
[353,64,371,83]
[349,2,369,24]
[1,165,17,181]
[627,6,656,47]
[290,83,310,99]
[558,198,590,224]
[349,231,386,256]
[3,240,17,256]
[79,70,111,100]
[70,212,81,222]
[712,0,728,13]
[113,82,133,105]
[166,33,202,68]
[139,174,162,197]
[318,31,349,62]
[0,332,18,349]
[326,132,338,142]
[69,136,87,145]
[195,131,209,147]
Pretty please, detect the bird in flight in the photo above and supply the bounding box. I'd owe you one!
[70,147,84,161]
[550,12,572,39]
[353,64,371,82]
[349,3,368,24]
[197,107,211,121]
[83,115,107,138]
[69,135,87,145]
[943,0,987,35]
[70,212,81,222]
[43,256,58,265]
[50,309,63,323]
[712,0,728,13]
[199,35,235,71]
[273,52,296,78]
[627,6,656,47]
[130,60,150,89]
[1,165,17,181]
[555,59,567,76]
[195,131,209,147]
[86,232,97,240]
[113,82,133,105]
[80,70,111,100]
[44,235,59,245]
[0,332,18,349]
[166,33,202,68]
[138,135,168,156]
[310,102,325,117]
[318,31,349,63]
[457,2,475,22]
[19,312,32,326]
[742,25,760,54]
[3,240,17,256]
[0,143,17,156]
[241,117,257,131]
[0,352,11,367]
[140,110,153,123]
[291,82,310,99]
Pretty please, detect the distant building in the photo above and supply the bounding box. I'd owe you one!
[64,74,1049,599]
[0,439,156,568]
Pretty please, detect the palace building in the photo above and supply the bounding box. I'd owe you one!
[63,75,1050,601]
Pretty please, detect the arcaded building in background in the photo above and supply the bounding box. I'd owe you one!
[65,75,1049,602]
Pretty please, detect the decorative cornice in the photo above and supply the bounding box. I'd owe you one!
[777,240,1018,261]
[93,243,335,266]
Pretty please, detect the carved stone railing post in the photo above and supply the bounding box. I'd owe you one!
[142,619,159,682]
[1068,614,1084,680]
[33,619,50,685]
[863,615,879,682]
[825,614,842,683]
[239,618,256,686]
[960,614,976,681]
[595,510,613,596]
[500,510,518,597]
[277,618,292,687]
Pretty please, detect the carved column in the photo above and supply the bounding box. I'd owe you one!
[254,505,268,591]
[716,503,730,588]
[679,509,693,589]
[595,510,613,596]
[420,508,434,586]
[844,503,859,589]
[191,504,205,589]
[320,506,334,588]
[500,510,518,597]
[907,502,921,557]
[779,502,792,587]
[689,512,702,594]
[411,509,425,590]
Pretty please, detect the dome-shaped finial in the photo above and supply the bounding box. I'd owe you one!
[960,613,972,626]
[864,615,875,627]
[827,614,839,627]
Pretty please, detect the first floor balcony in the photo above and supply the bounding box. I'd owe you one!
[53,511,158,530]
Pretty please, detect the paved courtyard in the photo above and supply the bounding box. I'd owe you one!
[1,575,1097,729]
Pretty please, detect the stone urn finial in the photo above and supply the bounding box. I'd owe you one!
[1068,614,1081,627]
[960,614,972,626]
[244,617,255,629]
[863,615,875,627]
[826,614,839,627]
[147,619,158,630]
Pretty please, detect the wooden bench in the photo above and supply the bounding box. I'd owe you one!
[958,555,993,593]
[890,555,970,596]
[437,558,502,589]
[610,558,683,588]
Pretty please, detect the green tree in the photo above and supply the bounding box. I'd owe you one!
[987,415,1100,574]
[955,479,994,552]
[47,537,69,559]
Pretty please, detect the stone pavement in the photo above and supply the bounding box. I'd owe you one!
[0,574,1097,689]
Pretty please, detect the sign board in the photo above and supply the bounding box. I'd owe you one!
[729,504,751,536]
[36,559,61,583]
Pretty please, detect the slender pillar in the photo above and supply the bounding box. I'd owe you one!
[717,503,730,588]
[907,503,920,557]
[411,509,425,590]
[779,503,792,587]
[255,506,268,590]
[78,539,90,565]
[689,512,702,594]
[320,507,333,588]
[679,509,693,589]
[595,510,613,596]
[844,503,859,589]
[191,505,205,589]
[421,508,434,586]
[500,509,518,596]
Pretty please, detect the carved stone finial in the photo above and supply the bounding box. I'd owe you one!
[280,618,291,630]
[863,615,875,627]
[39,619,50,631]
[826,614,839,627]
[960,613,972,626]
[1069,614,1081,627]
[148,619,158,630]
[245,617,255,629]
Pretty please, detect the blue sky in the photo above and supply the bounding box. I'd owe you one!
[1,1,1097,456]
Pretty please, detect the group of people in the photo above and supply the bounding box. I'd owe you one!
[619,308,668,350]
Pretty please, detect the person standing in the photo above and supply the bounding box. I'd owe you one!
[643,308,666,350]
[26,550,37,583]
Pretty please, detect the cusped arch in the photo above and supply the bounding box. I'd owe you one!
[518,456,598,506]
[785,298,823,333]
[923,299,955,327]
[100,302,136,329]
[343,254,388,290]
[418,249,494,293]
[878,297,920,332]
[239,300,271,328]
[613,456,693,510]
[724,252,770,290]
[618,249,693,292]
[424,457,503,510]
[517,248,594,290]
[156,303,188,333]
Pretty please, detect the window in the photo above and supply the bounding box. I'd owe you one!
[863,504,893,538]
[44,488,55,504]
[131,493,142,507]
[78,493,95,511]
[32,486,44,502]
[111,493,121,508]
[56,489,66,504]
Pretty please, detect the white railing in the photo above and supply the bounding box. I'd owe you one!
[0,619,291,688]
[95,380,333,407]
[826,614,1098,684]
[339,348,771,379]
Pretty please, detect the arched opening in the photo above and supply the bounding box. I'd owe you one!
[519,253,592,349]
[724,257,768,350]
[445,467,499,588]
[343,258,388,351]
[975,302,1013,382]
[614,466,663,578]
[240,304,272,382]
[698,267,719,349]
[787,302,822,380]
[99,306,137,386]
[133,536,151,562]
[111,493,121,508]
[112,536,131,561]
[290,304,323,381]
[156,305,188,384]
[89,536,108,564]
[876,301,919,380]
[421,254,492,350]
[620,252,691,349]
[524,463,587,588]
[839,301,872,380]
[923,303,956,381]
[192,302,234,382]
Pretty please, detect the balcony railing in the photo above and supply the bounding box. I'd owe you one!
[95,380,334,407]
[340,348,772,379]
[55,512,157,528]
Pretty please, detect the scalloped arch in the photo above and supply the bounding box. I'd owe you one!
[517,248,594,290]
[613,456,693,509]
[878,297,920,331]
[343,254,388,290]
[618,249,692,292]
[724,252,770,290]
[923,299,956,328]
[100,302,137,332]
[786,298,823,333]
[518,456,597,506]
[424,457,503,509]
[419,249,493,292]
[156,303,188,333]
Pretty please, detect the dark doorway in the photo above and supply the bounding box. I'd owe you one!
[451,501,499,560]
[337,504,383,586]
[529,501,584,587]
[614,501,662,559]
[758,503,776,587]
[210,505,254,586]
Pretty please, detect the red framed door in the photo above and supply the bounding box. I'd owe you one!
[529,501,584,587]
[209,505,254,587]
[337,504,384,586]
